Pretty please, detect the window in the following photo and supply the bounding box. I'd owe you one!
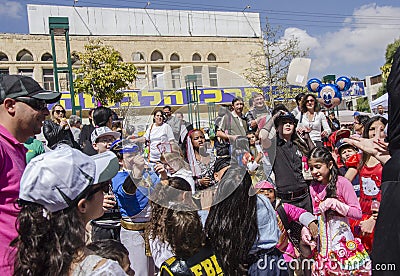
[43,69,54,90]
[151,50,163,61]
[41,53,53,62]
[171,67,181,89]
[133,52,145,62]
[18,68,33,78]
[192,53,201,61]
[16,50,34,61]
[193,66,203,87]
[0,52,8,61]
[152,67,164,88]
[0,69,9,75]
[170,53,180,61]
[207,53,216,61]
[209,66,218,87]
[135,67,147,89]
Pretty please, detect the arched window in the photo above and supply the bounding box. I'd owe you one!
[207,53,216,61]
[170,53,180,61]
[192,53,201,61]
[0,52,9,61]
[150,50,163,61]
[132,52,145,62]
[41,53,53,61]
[16,49,34,61]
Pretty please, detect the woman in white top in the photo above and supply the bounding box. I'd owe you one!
[133,110,175,163]
[296,93,331,147]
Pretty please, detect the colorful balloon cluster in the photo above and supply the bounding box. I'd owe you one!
[306,76,351,109]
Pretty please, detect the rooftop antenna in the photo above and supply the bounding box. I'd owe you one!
[144,1,151,9]
[242,5,251,12]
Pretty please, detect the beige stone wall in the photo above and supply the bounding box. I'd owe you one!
[0,34,263,90]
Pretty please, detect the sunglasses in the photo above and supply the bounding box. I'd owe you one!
[14,97,48,111]
[85,182,110,199]
[306,99,315,103]
[54,109,66,115]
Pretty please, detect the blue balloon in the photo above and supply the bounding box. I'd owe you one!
[307,78,322,92]
[336,76,352,91]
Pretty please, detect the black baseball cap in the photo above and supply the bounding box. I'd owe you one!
[274,111,298,127]
[0,75,61,103]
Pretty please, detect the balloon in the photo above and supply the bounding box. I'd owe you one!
[336,76,351,91]
[307,76,350,109]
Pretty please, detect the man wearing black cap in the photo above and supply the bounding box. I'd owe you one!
[0,75,61,273]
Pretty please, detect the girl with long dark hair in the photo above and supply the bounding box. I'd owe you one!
[11,147,126,276]
[344,116,387,252]
[307,147,369,275]
[205,166,285,275]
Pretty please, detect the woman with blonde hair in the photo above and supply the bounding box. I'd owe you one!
[43,103,80,149]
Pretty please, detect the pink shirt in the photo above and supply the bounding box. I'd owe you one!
[0,124,27,273]
[309,176,362,220]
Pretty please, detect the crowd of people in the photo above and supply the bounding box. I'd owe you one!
[0,47,400,276]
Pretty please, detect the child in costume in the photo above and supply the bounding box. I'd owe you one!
[344,116,387,253]
[158,209,224,276]
[256,180,318,276]
[307,147,370,275]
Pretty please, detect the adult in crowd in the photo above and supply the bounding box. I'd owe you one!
[69,114,82,144]
[217,97,247,145]
[353,114,370,136]
[175,111,193,144]
[245,93,270,132]
[43,103,80,150]
[205,167,286,275]
[373,46,400,275]
[11,146,127,275]
[163,105,182,142]
[0,75,60,273]
[327,110,341,131]
[110,140,159,276]
[291,92,305,117]
[79,108,97,155]
[186,129,216,190]
[132,110,175,164]
[296,93,331,147]
[93,106,113,129]
[377,104,388,120]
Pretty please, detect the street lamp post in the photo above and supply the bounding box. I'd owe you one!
[185,74,201,129]
[49,17,79,115]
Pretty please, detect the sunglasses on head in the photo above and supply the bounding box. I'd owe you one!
[14,97,48,111]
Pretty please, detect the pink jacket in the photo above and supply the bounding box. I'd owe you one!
[309,176,362,220]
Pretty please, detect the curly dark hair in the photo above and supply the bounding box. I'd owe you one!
[11,184,104,276]
[11,204,86,276]
[300,93,321,113]
[146,177,194,243]
[164,209,205,258]
[205,166,258,275]
[308,147,340,199]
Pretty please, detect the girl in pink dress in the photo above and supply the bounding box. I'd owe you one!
[307,147,370,275]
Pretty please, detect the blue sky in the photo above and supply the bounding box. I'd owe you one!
[1,0,400,79]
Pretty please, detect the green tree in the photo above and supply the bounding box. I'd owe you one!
[243,18,309,106]
[378,38,400,97]
[74,40,137,105]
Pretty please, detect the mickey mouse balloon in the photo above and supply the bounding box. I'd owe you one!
[306,76,351,109]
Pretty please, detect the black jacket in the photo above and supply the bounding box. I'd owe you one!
[43,120,81,150]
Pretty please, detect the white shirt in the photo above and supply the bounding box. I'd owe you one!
[144,123,175,162]
[296,112,331,142]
